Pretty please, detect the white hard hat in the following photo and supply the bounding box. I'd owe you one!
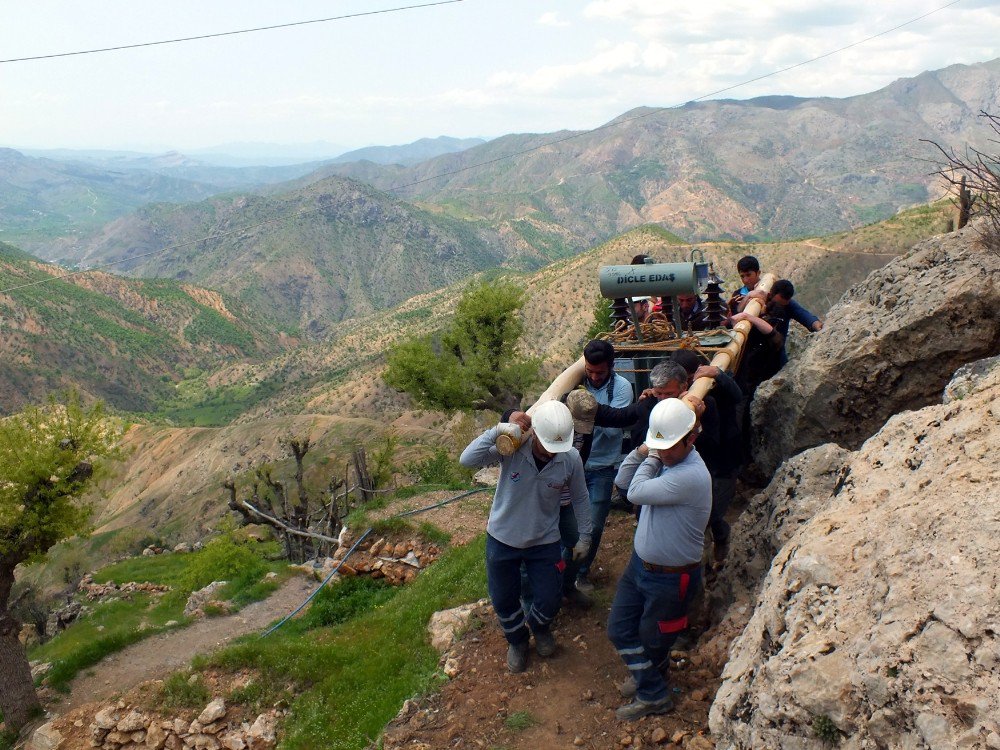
[645,398,696,450]
[532,400,575,453]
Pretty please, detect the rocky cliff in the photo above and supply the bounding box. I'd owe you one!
[708,356,1000,749]
[709,223,1000,748]
[751,223,1000,478]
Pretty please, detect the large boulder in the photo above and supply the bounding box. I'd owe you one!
[709,362,1000,749]
[751,224,1000,477]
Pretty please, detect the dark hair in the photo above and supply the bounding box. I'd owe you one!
[631,254,652,265]
[771,279,795,299]
[736,256,760,273]
[671,349,705,375]
[583,339,616,365]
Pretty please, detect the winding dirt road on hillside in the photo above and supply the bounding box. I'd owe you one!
[55,575,315,714]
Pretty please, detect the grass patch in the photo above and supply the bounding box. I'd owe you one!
[161,672,210,710]
[302,577,398,629]
[30,536,286,691]
[228,678,289,715]
[201,535,488,750]
[504,711,538,731]
[416,522,451,546]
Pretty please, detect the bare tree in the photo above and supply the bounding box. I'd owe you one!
[924,110,1000,255]
[225,437,390,563]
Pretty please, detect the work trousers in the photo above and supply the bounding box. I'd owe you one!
[520,504,580,604]
[709,472,737,546]
[577,464,617,578]
[487,534,562,645]
[607,552,702,702]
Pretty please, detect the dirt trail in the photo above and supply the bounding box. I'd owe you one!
[55,575,315,714]
[382,510,731,750]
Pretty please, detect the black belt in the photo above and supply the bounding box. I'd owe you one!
[641,560,700,574]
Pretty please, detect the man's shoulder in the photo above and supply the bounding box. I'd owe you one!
[680,449,712,480]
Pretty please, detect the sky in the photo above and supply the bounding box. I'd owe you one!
[2,0,999,155]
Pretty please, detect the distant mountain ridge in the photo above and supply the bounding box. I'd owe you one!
[329,136,487,166]
[306,58,1000,244]
[48,174,523,335]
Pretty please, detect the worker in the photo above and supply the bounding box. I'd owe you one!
[607,398,711,720]
[460,400,593,673]
[671,350,742,563]
[574,340,634,595]
[727,255,762,316]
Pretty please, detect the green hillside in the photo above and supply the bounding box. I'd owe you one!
[0,242,285,414]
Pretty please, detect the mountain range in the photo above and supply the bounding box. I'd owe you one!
[14,58,995,336]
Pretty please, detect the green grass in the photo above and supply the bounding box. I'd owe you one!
[228,678,291,715]
[301,577,399,629]
[200,535,488,750]
[504,711,539,731]
[29,536,286,691]
[161,672,211,710]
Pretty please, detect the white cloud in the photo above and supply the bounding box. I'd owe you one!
[537,11,570,27]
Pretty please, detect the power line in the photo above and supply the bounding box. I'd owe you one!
[0,0,962,296]
[0,0,463,64]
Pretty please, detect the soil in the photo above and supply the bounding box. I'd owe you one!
[380,509,730,750]
[51,575,315,715]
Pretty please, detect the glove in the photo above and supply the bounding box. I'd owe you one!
[565,388,597,436]
[571,538,591,562]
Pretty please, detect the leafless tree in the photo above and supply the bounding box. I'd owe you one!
[224,437,386,563]
[923,110,1000,255]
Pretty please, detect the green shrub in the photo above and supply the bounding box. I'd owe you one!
[303,577,398,629]
[406,448,468,486]
[181,535,266,592]
[813,714,840,745]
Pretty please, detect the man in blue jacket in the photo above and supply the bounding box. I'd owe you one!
[460,400,593,673]
[575,340,633,594]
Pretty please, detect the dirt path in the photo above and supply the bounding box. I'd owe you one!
[382,510,730,750]
[55,575,315,714]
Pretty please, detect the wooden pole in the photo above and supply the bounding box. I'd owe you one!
[686,273,776,403]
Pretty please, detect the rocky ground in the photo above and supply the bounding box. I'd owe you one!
[380,510,733,750]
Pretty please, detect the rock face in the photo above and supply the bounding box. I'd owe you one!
[751,225,1000,477]
[709,361,1000,749]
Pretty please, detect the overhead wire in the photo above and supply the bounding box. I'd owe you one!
[0,1,464,64]
[0,0,963,296]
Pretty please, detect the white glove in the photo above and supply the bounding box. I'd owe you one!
[571,539,591,562]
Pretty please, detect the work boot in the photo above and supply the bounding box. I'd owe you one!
[507,641,529,673]
[618,677,637,698]
[563,586,593,609]
[534,630,557,657]
[615,696,675,721]
[575,574,595,593]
